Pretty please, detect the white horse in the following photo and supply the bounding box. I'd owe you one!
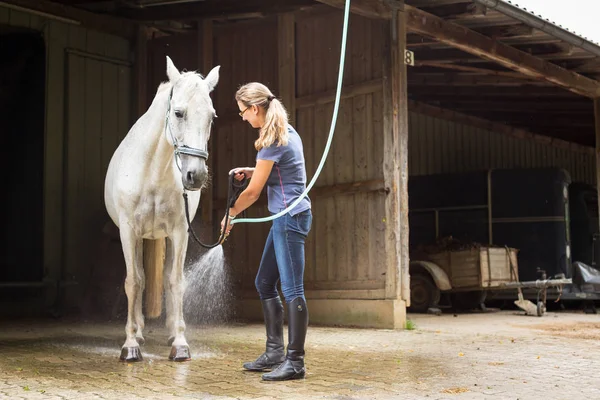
[104,56,219,362]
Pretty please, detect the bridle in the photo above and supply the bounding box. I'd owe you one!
[165,86,210,172]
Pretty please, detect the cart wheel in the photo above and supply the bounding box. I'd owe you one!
[409,273,440,313]
[537,301,546,317]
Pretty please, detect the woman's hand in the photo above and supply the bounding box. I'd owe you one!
[229,167,255,181]
[222,160,273,236]
[220,212,235,238]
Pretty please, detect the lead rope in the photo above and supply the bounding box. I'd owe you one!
[183,173,248,248]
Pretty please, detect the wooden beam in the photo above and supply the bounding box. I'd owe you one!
[428,99,593,112]
[406,0,471,6]
[447,105,592,114]
[216,179,387,206]
[397,9,411,307]
[414,61,533,80]
[382,8,410,305]
[310,179,387,198]
[421,2,487,20]
[314,0,392,20]
[128,0,314,21]
[408,85,579,98]
[1,0,135,39]
[407,72,549,86]
[316,0,600,97]
[278,13,296,125]
[405,5,600,98]
[474,23,534,39]
[296,79,382,109]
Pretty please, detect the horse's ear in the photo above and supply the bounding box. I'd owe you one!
[166,56,181,82]
[204,65,220,93]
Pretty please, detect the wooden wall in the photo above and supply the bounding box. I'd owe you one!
[205,11,390,301]
[211,18,281,297]
[295,11,388,298]
[408,111,596,185]
[62,31,132,305]
[0,5,132,308]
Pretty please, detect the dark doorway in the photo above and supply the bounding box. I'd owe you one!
[0,28,46,283]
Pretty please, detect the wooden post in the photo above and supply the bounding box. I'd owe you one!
[278,12,296,124]
[382,3,410,306]
[135,26,166,318]
[135,25,149,117]
[199,19,214,225]
[595,99,600,234]
[144,239,165,318]
[397,8,411,307]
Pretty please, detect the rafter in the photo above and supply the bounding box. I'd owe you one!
[315,0,600,98]
[127,0,316,21]
[413,61,533,80]
[1,0,135,38]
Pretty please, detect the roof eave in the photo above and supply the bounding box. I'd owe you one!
[473,0,600,58]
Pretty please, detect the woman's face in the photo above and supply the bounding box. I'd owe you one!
[237,100,264,129]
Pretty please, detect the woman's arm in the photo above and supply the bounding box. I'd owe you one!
[230,159,273,215]
[221,159,274,233]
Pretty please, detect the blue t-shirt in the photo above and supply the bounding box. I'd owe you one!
[256,125,311,216]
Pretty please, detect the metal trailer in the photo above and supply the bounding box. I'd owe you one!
[408,167,595,313]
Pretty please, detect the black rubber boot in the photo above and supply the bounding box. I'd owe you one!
[243,297,285,371]
[262,297,308,381]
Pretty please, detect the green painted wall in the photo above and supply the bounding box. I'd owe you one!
[0,5,132,311]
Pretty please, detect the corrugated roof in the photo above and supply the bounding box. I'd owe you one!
[502,0,600,45]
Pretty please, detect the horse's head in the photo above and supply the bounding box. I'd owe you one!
[165,56,219,191]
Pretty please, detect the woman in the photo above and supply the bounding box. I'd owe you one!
[221,82,312,381]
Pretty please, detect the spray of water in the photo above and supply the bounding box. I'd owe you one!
[183,246,234,324]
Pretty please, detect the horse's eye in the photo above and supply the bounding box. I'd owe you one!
[174,110,184,119]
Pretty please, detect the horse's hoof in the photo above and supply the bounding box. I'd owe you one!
[167,336,175,347]
[120,347,143,362]
[136,336,145,346]
[169,345,191,362]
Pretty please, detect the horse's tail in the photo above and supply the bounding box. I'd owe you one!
[144,239,165,319]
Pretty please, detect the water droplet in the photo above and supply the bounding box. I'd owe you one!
[183,246,234,324]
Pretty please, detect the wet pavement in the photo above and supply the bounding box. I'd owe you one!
[1,310,599,399]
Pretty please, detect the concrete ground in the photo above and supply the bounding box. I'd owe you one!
[1,310,599,400]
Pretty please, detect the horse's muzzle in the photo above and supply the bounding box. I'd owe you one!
[182,166,208,191]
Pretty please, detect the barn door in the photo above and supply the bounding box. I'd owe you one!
[63,50,132,301]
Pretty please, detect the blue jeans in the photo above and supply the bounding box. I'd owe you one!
[255,210,312,303]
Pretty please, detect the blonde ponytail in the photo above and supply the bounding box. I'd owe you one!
[235,82,289,150]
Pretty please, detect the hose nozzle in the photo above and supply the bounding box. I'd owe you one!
[219,231,229,245]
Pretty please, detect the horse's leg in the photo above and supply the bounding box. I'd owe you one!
[134,260,146,345]
[119,224,144,362]
[167,228,191,361]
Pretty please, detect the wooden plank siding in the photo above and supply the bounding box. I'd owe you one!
[208,12,389,298]
[295,12,388,295]
[212,19,279,294]
[0,4,132,306]
[408,111,596,185]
